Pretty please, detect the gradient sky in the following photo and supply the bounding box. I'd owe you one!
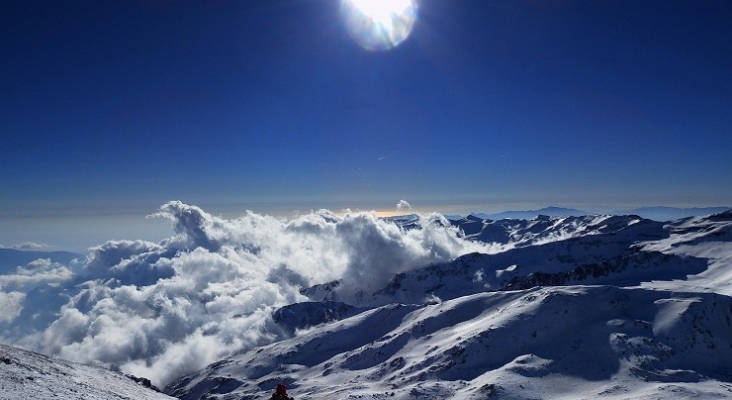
[2,0,732,250]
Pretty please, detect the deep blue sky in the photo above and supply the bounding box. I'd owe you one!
[2,0,732,249]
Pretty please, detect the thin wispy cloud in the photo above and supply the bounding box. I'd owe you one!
[0,292,25,323]
[396,200,412,212]
[0,242,50,250]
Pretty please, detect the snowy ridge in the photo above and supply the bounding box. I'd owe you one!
[303,214,697,306]
[613,207,732,222]
[0,344,175,400]
[165,286,732,399]
[640,209,732,295]
[272,301,369,335]
[451,214,657,248]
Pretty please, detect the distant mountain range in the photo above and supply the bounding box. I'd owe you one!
[612,206,732,222]
[469,206,590,220]
[466,206,731,222]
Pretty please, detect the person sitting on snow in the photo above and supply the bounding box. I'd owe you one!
[270,383,294,400]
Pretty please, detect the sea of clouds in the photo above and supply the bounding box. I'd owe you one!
[0,201,495,387]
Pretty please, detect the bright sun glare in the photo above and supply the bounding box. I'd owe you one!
[341,0,418,51]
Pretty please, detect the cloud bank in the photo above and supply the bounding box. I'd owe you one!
[0,201,491,387]
[0,258,75,289]
[0,241,50,250]
[0,291,25,323]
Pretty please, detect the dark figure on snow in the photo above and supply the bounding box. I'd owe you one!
[271,383,294,400]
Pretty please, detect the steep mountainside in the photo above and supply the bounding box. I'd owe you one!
[166,286,732,400]
[302,214,707,307]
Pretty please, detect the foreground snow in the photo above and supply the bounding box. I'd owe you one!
[0,344,175,400]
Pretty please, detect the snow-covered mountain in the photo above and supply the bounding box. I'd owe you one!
[302,214,702,306]
[464,205,732,222]
[166,286,732,400]
[613,206,732,222]
[468,206,590,220]
[451,213,662,247]
[0,344,175,400]
[163,209,732,399]
[3,204,732,399]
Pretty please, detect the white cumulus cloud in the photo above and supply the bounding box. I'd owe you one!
[3,201,493,387]
[0,258,75,290]
[0,291,25,323]
[0,241,50,250]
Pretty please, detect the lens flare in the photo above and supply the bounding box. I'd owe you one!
[341,0,418,51]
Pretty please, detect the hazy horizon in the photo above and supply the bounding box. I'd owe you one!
[2,199,730,253]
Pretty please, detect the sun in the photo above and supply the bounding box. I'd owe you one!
[341,0,418,51]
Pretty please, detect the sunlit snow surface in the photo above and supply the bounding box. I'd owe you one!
[640,210,732,294]
[0,344,175,400]
[167,286,732,400]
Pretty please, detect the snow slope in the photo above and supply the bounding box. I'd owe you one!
[0,344,176,400]
[641,209,732,295]
[166,286,732,400]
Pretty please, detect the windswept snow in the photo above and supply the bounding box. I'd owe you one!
[166,286,732,400]
[0,344,175,400]
[640,209,732,295]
